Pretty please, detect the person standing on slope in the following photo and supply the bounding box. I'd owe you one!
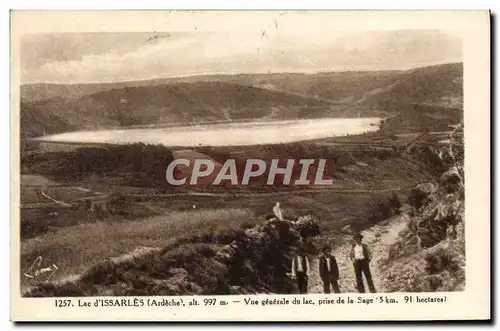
[291,246,310,294]
[318,245,341,293]
[273,202,285,221]
[349,233,377,293]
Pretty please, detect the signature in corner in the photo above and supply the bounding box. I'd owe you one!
[146,32,171,43]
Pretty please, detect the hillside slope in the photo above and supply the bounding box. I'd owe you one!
[20,63,462,138]
[378,123,465,292]
[20,82,332,138]
[22,216,320,296]
[22,63,462,107]
[357,63,463,110]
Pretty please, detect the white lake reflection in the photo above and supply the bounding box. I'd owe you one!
[34,118,382,147]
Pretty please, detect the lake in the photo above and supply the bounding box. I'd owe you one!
[33,118,382,147]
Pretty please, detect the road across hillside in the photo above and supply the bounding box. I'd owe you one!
[21,185,413,209]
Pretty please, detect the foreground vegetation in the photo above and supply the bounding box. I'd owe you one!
[23,215,319,296]
[379,123,465,292]
[19,130,440,294]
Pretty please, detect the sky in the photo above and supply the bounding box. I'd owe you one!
[20,29,462,84]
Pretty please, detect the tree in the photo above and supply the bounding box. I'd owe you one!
[108,191,127,215]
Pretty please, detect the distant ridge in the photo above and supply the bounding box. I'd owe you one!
[20,63,462,139]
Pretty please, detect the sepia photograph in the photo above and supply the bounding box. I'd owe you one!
[9,10,490,321]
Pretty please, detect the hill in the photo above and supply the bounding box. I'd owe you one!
[20,62,463,139]
[21,63,462,106]
[20,82,333,138]
[357,63,463,110]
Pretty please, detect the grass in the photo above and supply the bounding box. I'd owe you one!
[20,186,407,291]
[20,207,257,289]
[22,214,312,296]
[19,131,434,293]
[19,150,420,272]
[21,185,101,204]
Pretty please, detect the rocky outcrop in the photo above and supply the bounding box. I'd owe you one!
[381,122,465,292]
[23,216,320,297]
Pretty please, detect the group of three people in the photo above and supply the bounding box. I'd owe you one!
[291,233,377,294]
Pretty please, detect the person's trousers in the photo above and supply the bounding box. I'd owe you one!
[353,259,376,293]
[296,272,308,294]
[322,276,341,293]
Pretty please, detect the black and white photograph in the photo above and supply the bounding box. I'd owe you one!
[9,10,490,322]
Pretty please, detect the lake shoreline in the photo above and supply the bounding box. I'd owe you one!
[29,117,383,148]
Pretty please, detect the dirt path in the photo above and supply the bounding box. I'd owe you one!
[309,213,410,293]
[40,189,73,207]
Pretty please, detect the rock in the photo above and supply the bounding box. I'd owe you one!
[169,268,188,280]
[440,166,462,193]
[149,268,190,295]
[230,285,249,294]
[216,242,238,263]
[342,224,353,234]
[417,182,438,196]
[293,215,320,237]
[408,182,437,210]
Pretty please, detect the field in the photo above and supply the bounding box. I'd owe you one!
[18,128,444,291]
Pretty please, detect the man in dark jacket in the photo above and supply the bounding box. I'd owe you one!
[318,245,341,293]
[291,246,310,294]
[349,233,376,293]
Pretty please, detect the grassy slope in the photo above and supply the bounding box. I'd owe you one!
[23,216,313,297]
[21,208,257,288]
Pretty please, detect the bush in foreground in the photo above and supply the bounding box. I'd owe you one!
[22,216,320,297]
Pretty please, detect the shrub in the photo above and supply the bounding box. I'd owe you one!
[424,247,459,275]
[367,198,393,224]
[408,183,436,210]
[388,193,402,214]
[108,191,127,215]
[41,143,175,189]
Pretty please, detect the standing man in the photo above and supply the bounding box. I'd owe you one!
[273,202,285,221]
[319,245,341,293]
[349,233,376,293]
[291,246,310,294]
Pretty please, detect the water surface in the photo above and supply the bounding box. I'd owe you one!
[34,118,382,147]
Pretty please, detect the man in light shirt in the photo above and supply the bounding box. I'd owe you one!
[349,233,376,293]
[319,245,341,293]
[291,246,310,294]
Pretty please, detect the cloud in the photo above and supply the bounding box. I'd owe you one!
[22,30,462,84]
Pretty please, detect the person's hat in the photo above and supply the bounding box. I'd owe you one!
[322,244,331,251]
[354,233,363,240]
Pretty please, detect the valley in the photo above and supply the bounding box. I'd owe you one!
[18,62,463,294]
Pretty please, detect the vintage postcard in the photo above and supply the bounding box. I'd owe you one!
[10,10,490,321]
